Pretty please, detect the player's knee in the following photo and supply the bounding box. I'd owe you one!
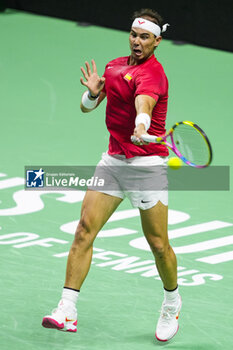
[73,218,95,246]
[149,239,169,258]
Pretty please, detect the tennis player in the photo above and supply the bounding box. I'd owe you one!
[42,8,182,342]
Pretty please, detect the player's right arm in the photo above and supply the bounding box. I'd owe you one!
[80,59,106,113]
[80,91,106,113]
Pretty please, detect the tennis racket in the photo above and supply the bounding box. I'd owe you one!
[131,121,213,168]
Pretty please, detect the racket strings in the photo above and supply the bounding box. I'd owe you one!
[172,124,211,166]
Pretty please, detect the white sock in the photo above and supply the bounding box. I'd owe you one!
[164,286,180,305]
[62,287,79,307]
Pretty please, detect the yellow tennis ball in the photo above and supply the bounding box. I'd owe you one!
[168,157,182,169]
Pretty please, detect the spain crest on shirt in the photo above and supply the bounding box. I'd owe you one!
[124,73,132,81]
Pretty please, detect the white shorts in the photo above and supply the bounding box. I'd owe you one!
[89,152,168,210]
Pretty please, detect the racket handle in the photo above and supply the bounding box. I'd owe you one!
[141,134,159,143]
[130,136,137,143]
[131,134,160,143]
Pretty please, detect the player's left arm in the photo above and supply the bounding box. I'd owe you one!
[132,94,157,144]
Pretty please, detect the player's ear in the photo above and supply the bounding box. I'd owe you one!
[154,35,162,48]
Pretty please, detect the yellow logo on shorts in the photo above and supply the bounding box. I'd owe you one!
[124,73,132,81]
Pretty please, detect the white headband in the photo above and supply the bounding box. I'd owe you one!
[132,17,170,37]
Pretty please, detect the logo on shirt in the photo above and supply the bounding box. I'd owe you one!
[124,73,133,82]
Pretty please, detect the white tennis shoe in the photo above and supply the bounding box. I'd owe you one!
[42,299,77,332]
[155,295,182,342]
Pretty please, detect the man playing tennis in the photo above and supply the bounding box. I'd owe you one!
[42,8,182,342]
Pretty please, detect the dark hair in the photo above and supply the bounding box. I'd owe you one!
[132,8,163,32]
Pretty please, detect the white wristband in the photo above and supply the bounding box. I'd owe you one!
[135,113,151,131]
[81,90,99,110]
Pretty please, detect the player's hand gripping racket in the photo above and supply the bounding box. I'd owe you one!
[131,121,212,168]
